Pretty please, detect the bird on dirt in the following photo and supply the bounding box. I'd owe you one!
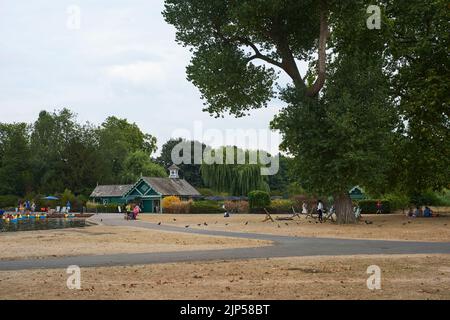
[185,225,189,228]
[285,223,289,226]
[204,222,208,226]
[364,220,373,225]
[157,222,161,226]
[245,221,249,225]
[277,224,281,228]
[173,218,177,221]
[225,223,229,226]
[197,224,201,226]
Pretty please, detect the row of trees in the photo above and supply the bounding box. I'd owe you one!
[0,109,166,197]
[0,110,294,198]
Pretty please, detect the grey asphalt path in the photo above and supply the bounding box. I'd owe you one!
[1,214,449,271]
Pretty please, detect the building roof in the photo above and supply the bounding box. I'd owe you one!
[90,185,133,198]
[168,164,180,170]
[142,177,200,196]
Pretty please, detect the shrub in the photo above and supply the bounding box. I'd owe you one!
[0,195,18,209]
[384,193,410,211]
[224,201,249,213]
[358,200,391,214]
[248,191,271,211]
[85,202,123,213]
[190,201,225,214]
[162,196,181,209]
[268,199,295,214]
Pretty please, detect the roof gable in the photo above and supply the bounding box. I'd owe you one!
[142,177,200,196]
[90,185,133,198]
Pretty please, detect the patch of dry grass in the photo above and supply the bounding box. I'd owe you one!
[139,212,450,242]
[1,254,449,300]
[0,225,270,261]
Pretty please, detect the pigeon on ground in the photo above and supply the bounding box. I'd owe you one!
[277,224,281,228]
[185,225,189,228]
[173,218,177,221]
[197,224,201,226]
[225,223,229,226]
[245,221,249,225]
[204,222,208,226]
[285,223,289,226]
[364,220,373,225]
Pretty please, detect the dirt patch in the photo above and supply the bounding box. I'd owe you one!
[0,225,270,261]
[138,213,450,242]
[1,254,448,300]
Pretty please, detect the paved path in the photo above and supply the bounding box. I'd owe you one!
[1,214,449,271]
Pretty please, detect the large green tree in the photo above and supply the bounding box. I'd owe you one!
[200,147,269,196]
[121,150,167,183]
[97,116,158,183]
[163,0,396,222]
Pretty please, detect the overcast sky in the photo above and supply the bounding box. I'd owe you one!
[0,1,308,155]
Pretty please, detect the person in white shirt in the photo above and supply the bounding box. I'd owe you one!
[317,200,324,223]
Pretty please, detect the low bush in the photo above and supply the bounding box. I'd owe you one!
[162,196,181,209]
[358,200,391,214]
[164,200,192,214]
[190,201,225,214]
[224,201,249,213]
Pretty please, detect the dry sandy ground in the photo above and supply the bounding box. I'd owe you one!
[139,212,450,242]
[1,254,449,300]
[0,225,269,261]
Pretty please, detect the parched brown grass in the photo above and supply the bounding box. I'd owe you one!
[1,254,449,300]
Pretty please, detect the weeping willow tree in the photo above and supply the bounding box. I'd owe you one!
[200,147,269,196]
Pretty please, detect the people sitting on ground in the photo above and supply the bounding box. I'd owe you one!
[223,204,230,218]
[406,207,414,217]
[414,206,422,217]
[423,206,433,218]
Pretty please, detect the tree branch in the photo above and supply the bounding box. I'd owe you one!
[306,0,329,97]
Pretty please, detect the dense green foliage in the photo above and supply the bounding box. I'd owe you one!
[0,109,160,197]
[248,190,271,210]
[200,147,269,196]
[190,200,226,214]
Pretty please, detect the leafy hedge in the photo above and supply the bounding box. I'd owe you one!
[248,191,271,211]
[190,201,225,214]
[358,200,391,214]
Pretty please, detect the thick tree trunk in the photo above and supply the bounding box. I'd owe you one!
[334,192,356,224]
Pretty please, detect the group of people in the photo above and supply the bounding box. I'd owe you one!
[407,206,435,218]
[17,200,37,214]
[124,203,141,220]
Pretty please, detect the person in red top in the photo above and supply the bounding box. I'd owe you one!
[133,204,141,220]
[376,201,382,214]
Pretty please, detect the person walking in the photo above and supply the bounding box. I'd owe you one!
[317,200,324,223]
